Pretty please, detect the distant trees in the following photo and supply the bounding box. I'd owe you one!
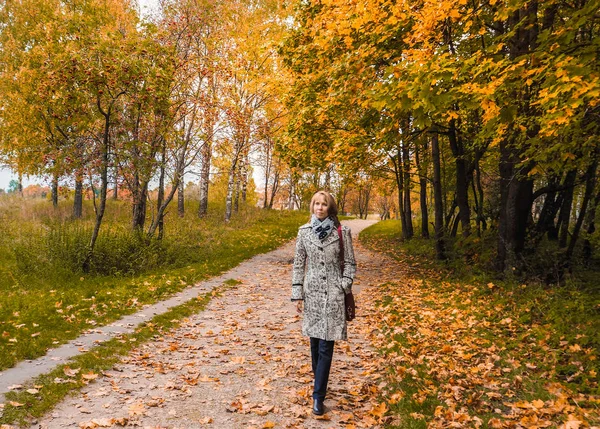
[0,0,293,267]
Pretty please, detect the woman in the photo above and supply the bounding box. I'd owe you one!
[291,190,357,416]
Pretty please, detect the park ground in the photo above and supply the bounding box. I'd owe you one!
[0,218,598,428]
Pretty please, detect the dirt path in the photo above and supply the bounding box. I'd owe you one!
[29,219,400,429]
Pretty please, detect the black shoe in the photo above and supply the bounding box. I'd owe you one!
[312,398,324,415]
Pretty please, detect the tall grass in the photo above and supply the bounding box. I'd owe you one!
[0,195,308,370]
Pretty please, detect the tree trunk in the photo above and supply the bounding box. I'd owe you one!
[448,120,471,237]
[497,135,534,272]
[17,172,23,196]
[84,100,112,272]
[558,170,577,248]
[131,181,148,231]
[157,141,166,240]
[535,176,562,240]
[415,141,429,238]
[147,141,188,238]
[73,172,83,219]
[402,142,414,238]
[471,174,481,236]
[234,168,240,213]
[178,171,185,218]
[268,169,280,209]
[263,147,270,209]
[198,139,212,218]
[112,169,118,200]
[225,164,236,222]
[431,132,446,259]
[51,173,59,208]
[475,162,486,231]
[390,148,408,238]
[288,174,296,210]
[241,151,248,204]
[583,190,600,262]
[566,159,597,262]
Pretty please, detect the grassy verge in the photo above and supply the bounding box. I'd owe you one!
[360,220,600,428]
[0,198,307,371]
[0,279,240,427]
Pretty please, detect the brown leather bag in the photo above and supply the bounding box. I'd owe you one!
[337,225,356,322]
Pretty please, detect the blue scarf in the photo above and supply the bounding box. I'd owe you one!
[311,215,335,240]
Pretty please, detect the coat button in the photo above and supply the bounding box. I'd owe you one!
[320,262,325,266]
[324,291,327,295]
[319,247,323,251]
[322,276,326,280]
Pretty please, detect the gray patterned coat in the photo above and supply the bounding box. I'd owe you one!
[291,223,357,341]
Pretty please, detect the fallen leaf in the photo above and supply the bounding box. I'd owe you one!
[91,419,113,427]
[64,366,80,377]
[82,372,98,381]
[128,402,146,416]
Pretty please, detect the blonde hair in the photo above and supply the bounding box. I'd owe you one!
[309,190,340,227]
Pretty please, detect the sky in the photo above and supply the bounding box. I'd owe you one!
[0,0,161,191]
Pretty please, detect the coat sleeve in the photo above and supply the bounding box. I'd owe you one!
[291,229,307,301]
[341,226,357,294]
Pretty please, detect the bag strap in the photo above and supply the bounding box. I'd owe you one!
[337,225,344,275]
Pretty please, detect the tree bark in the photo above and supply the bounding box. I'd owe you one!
[225,163,236,222]
[198,139,212,218]
[73,171,83,219]
[157,141,166,240]
[497,135,534,272]
[431,132,446,259]
[178,171,185,218]
[112,168,118,200]
[234,168,240,213]
[131,180,148,231]
[390,144,408,238]
[558,170,577,248]
[241,150,248,204]
[583,190,600,262]
[268,168,280,209]
[17,172,23,197]
[448,120,471,237]
[475,162,486,231]
[566,159,598,262]
[51,172,59,208]
[415,141,429,238]
[402,141,414,238]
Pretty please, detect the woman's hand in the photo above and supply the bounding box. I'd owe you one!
[296,300,304,313]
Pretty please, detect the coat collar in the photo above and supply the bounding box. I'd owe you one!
[306,225,340,247]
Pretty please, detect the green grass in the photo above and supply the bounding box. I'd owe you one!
[359,220,600,428]
[0,279,240,426]
[0,196,308,371]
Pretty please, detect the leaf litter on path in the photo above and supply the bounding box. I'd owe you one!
[30,222,391,428]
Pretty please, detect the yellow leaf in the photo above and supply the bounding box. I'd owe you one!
[63,366,80,377]
[82,371,98,381]
[532,399,545,408]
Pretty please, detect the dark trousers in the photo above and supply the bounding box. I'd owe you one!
[310,337,335,401]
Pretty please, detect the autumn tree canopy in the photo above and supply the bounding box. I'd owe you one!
[280,0,600,276]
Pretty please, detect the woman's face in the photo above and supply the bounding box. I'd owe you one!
[313,195,329,220]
